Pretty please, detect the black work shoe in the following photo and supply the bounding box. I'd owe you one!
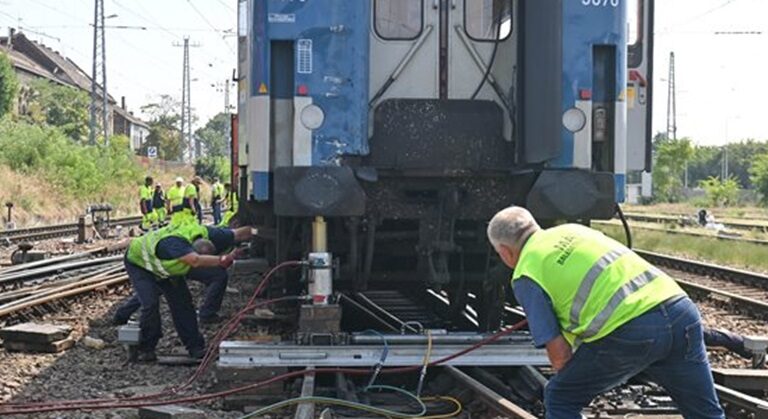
[188,347,206,360]
[198,314,223,325]
[136,350,157,363]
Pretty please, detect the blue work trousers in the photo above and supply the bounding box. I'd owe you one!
[195,201,203,224]
[212,200,222,225]
[123,260,205,353]
[545,296,724,419]
[115,266,228,322]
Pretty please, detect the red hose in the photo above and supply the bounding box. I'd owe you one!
[1,319,530,414]
[0,258,530,415]
[0,261,303,412]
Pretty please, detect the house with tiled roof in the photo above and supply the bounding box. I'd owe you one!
[0,30,149,151]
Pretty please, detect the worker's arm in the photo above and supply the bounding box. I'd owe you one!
[232,226,254,242]
[512,277,568,369]
[178,252,234,269]
[545,336,573,371]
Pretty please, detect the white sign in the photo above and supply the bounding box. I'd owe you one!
[147,146,158,159]
[268,13,296,23]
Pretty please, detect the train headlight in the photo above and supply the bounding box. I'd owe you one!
[562,108,587,133]
[300,104,325,130]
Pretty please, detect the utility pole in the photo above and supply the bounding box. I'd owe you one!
[666,52,685,188]
[89,0,109,146]
[173,37,199,161]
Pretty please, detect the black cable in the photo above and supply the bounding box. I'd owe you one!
[470,3,509,100]
[616,204,633,249]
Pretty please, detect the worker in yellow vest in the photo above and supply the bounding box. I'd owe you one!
[117,222,255,361]
[152,183,166,225]
[167,177,192,226]
[219,182,239,227]
[139,176,154,231]
[184,176,203,224]
[487,207,724,419]
[211,178,224,225]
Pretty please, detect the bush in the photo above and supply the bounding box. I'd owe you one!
[24,79,90,141]
[698,176,741,207]
[0,118,141,196]
[194,155,230,182]
[0,52,19,118]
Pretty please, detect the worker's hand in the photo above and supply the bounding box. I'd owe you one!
[219,254,235,268]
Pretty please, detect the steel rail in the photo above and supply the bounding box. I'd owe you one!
[594,220,768,246]
[0,215,143,244]
[636,250,768,315]
[0,255,123,287]
[622,212,768,232]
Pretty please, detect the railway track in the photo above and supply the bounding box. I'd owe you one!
[623,212,768,233]
[637,250,768,316]
[0,245,129,319]
[595,220,768,246]
[0,215,143,245]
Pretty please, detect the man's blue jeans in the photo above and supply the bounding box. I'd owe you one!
[212,201,222,225]
[545,296,724,419]
[123,260,205,354]
[115,266,228,322]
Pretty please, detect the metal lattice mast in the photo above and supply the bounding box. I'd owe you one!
[666,52,677,142]
[175,37,199,161]
[89,0,108,146]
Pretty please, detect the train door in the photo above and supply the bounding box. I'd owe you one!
[448,0,515,139]
[626,0,654,173]
[369,0,439,105]
[369,0,515,138]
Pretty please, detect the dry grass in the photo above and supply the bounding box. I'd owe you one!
[596,224,768,273]
[0,161,200,227]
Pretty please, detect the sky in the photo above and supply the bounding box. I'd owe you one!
[0,0,764,146]
[0,0,237,128]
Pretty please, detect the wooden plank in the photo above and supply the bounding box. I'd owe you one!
[4,337,74,353]
[0,322,71,343]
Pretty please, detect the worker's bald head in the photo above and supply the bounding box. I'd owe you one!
[192,239,216,255]
[487,206,541,252]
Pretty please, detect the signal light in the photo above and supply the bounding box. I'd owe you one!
[297,84,309,96]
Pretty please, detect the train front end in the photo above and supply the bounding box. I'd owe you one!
[235,0,653,329]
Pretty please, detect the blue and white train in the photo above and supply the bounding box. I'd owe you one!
[234,0,654,329]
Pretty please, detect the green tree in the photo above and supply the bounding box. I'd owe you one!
[0,52,19,118]
[749,153,768,206]
[699,176,741,207]
[652,137,694,202]
[195,112,230,157]
[141,95,184,160]
[194,155,230,182]
[24,79,90,141]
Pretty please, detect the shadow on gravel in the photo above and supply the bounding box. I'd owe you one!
[0,279,248,419]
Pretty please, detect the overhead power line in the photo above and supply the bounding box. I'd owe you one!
[184,0,235,54]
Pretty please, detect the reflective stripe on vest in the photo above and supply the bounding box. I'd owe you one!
[127,223,208,278]
[576,267,664,341]
[512,224,685,346]
[566,247,630,332]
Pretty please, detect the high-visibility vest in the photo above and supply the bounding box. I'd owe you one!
[126,223,209,278]
[167,186,184,208]
[139,185,152,201]
[512,224,685,346]
[212,182,224,200]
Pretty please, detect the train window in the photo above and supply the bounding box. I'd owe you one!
[374,0,423,41]
[627,0,641,46]
[465,0,512,42]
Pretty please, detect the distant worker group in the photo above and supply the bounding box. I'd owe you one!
[138,175,239,230]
